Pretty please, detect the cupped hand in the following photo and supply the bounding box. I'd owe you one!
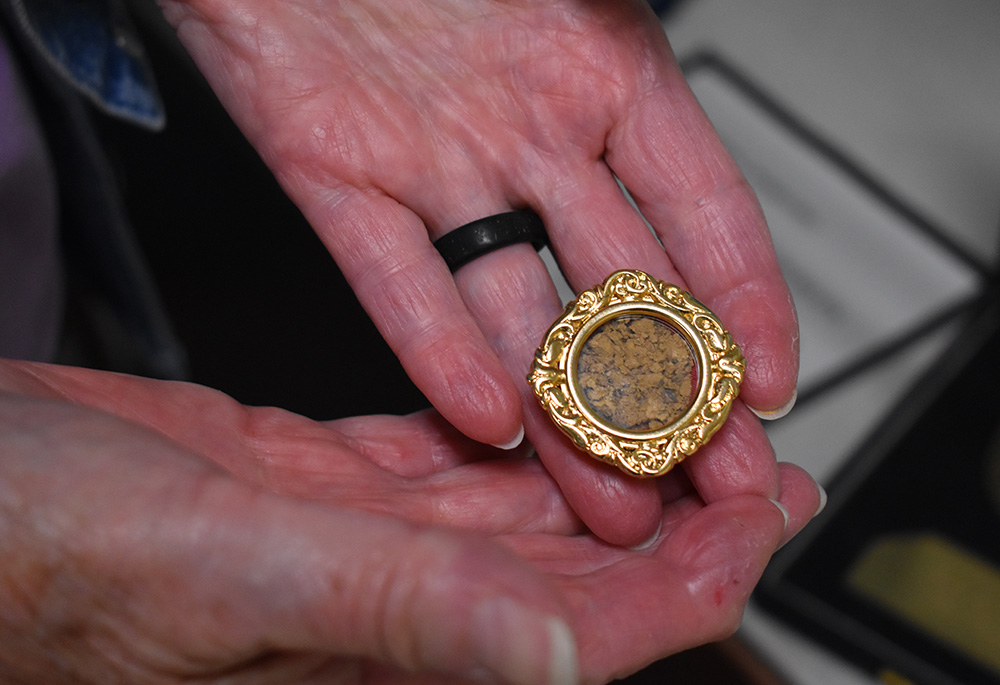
[156,0,799,545]
[0,360,818,684]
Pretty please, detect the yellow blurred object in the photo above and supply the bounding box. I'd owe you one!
[878,669,915,685]
[848,533,1000,676]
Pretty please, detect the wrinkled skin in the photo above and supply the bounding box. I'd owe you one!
[1,0,814,681]
[156,0,800,546]
[0,360,820,684]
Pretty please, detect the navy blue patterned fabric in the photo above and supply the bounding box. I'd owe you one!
[5,0,163,128]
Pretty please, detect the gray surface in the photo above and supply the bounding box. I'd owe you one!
[661,2,999,683]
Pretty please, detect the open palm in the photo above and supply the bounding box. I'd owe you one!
[0,360,817,683]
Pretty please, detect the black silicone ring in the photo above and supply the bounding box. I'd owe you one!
[433,210,547,272]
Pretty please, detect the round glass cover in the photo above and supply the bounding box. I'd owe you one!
[575,314,698,433]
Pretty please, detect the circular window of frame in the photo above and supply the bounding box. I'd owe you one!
[529,270,745,478]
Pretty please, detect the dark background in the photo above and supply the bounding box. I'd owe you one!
[95,24,429,421]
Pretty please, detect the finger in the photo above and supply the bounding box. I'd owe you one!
[303,189,525,449]
[579,494,786,680]
[681,401,780,503]
[506,494,787,682]
[173,488,580,684]
[283,455,583,537]
[241,406,582,536]
[2,361,580,535]
[379,172,667,547]
[406,164,668,546]
[329,412,587,536]
[328,408,535,477]
[502,169,785,504]
[476,160,780,531]
[774,461,825,548]
[454,246,664,548]
[655,464,697,506]
[161,0,524,449]
[606,62,799,416]
[533,159,685,289]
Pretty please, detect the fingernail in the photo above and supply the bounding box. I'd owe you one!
[492,424,525,451]
[471,598,579,685]
[546,617,579,685]
[767,498,790,532]
[814,482,828,518]
[749,388,798,421]
[629,520,662,551]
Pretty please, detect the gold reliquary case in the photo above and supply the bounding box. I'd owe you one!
[529,269,745,477]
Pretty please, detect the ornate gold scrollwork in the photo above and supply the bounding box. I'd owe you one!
[528,270,745,478]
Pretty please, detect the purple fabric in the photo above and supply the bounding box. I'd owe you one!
[0,26,62,361]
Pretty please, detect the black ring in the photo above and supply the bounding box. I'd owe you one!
[433,210,547,272]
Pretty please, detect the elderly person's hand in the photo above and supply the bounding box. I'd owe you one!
[0,360,818,683]
[156,0,798,546]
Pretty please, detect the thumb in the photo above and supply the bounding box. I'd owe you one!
[170,486,581,685]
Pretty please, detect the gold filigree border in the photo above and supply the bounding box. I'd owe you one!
[528,270,745,477]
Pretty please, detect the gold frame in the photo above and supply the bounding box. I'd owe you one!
[528,270,745,477]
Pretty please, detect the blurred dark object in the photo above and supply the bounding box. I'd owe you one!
[648,0,685,17]
[757,296,1000,685]
[617,637,787,684]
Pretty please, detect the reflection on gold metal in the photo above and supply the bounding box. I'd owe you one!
[528,270,745,478]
